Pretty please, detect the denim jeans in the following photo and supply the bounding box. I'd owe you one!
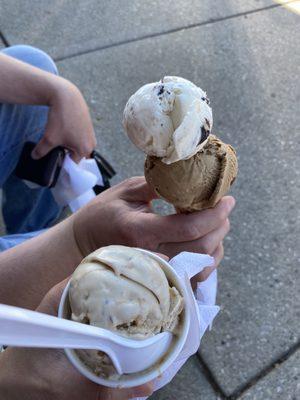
[0,45,61,251]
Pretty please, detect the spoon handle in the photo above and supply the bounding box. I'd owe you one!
[0,303,123,373]
[0,303,113,351]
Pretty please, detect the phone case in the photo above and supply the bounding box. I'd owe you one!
[15,142,65,188]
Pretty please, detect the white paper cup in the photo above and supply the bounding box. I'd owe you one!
[58,249,190,388]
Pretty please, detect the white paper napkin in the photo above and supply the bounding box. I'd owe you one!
[23,154,104,212]
[135,252,220,400]
[51,155,104,211]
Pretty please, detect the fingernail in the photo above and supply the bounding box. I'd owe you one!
[227,197,236,212]
[31,150,38,160]
[131,384,153,397]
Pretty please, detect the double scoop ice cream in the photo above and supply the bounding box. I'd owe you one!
[123,76,238,212]
[68,245,184,378]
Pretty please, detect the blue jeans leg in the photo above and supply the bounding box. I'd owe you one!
[0,45,61,241]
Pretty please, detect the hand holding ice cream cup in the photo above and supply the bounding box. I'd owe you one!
[123,76,238,212]
[58,245,191,388]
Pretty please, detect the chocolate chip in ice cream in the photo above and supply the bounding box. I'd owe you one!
[201,96,210,105]
[157,85,165,96]
[199,126,210,145]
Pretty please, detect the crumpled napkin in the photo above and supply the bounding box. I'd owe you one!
[135,252,220,400]
[51,154,104,212]
[23,154,104,212]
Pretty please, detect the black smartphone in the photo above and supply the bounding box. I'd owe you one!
[15,142,65,188]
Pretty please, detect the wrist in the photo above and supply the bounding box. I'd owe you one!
[71,198,105,258]
[51,215,84,270]
[47,76,80,107]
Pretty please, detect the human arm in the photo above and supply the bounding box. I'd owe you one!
[0,53,96,160]
[0,218,82,310]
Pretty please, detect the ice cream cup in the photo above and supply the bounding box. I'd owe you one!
[58,248,191,388]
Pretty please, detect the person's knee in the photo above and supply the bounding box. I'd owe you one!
[2,45,58,75]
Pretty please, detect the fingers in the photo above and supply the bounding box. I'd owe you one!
[153,252,169,261]
[159,218,230,257]
[191,243,224,289]
[31,137,91,162]
[69,150,83,163]
[117,177,159,203]
[31,134,55,159]
[36,278,70,316]
[100,382,153,399]
[151,197,234,245]
[194,243,224,283]
[127,382,154,399]
[68,135,97,162]
[149,196,234,249]
[32,110,97,161]
[196,218,229,255]
[212,242,224,267]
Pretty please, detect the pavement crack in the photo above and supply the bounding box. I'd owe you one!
[197,340,300,399]
[196,353,227,399]
[0,31,10,47]
[55,0,297,62]
[229,341,300,399]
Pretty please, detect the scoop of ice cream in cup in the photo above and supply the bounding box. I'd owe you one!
[58,245,190,388]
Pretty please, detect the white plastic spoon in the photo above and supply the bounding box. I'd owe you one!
[0,303,172,375]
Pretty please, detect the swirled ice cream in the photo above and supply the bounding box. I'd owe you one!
[69,245,183,377]
[123,76,213,164]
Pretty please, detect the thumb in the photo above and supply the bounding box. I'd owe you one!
[31,136,54,159]
[119,177,159,203]
[36,278,70,316]
[128,382,154,398]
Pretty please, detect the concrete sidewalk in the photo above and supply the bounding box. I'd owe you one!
[0,1,299,398]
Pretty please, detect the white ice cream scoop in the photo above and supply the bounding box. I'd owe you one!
[0,303,172,374]
[123,76,213,164]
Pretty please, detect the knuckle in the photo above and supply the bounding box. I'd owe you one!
[44,135,55,147]
[180,223,200,241]
[118,221,135,246]
[135,223,157,250]
[125,177,138,187]
[118,217,140,247]
[123,176,143,189]
[217,204,230,222]
[120,220,156,250]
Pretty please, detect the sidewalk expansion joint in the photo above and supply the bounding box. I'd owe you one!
[196,353,227,399]
[0,31,10,47]
[232,341,300,399]
[54,0,297,62]
[198,340,300,399]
